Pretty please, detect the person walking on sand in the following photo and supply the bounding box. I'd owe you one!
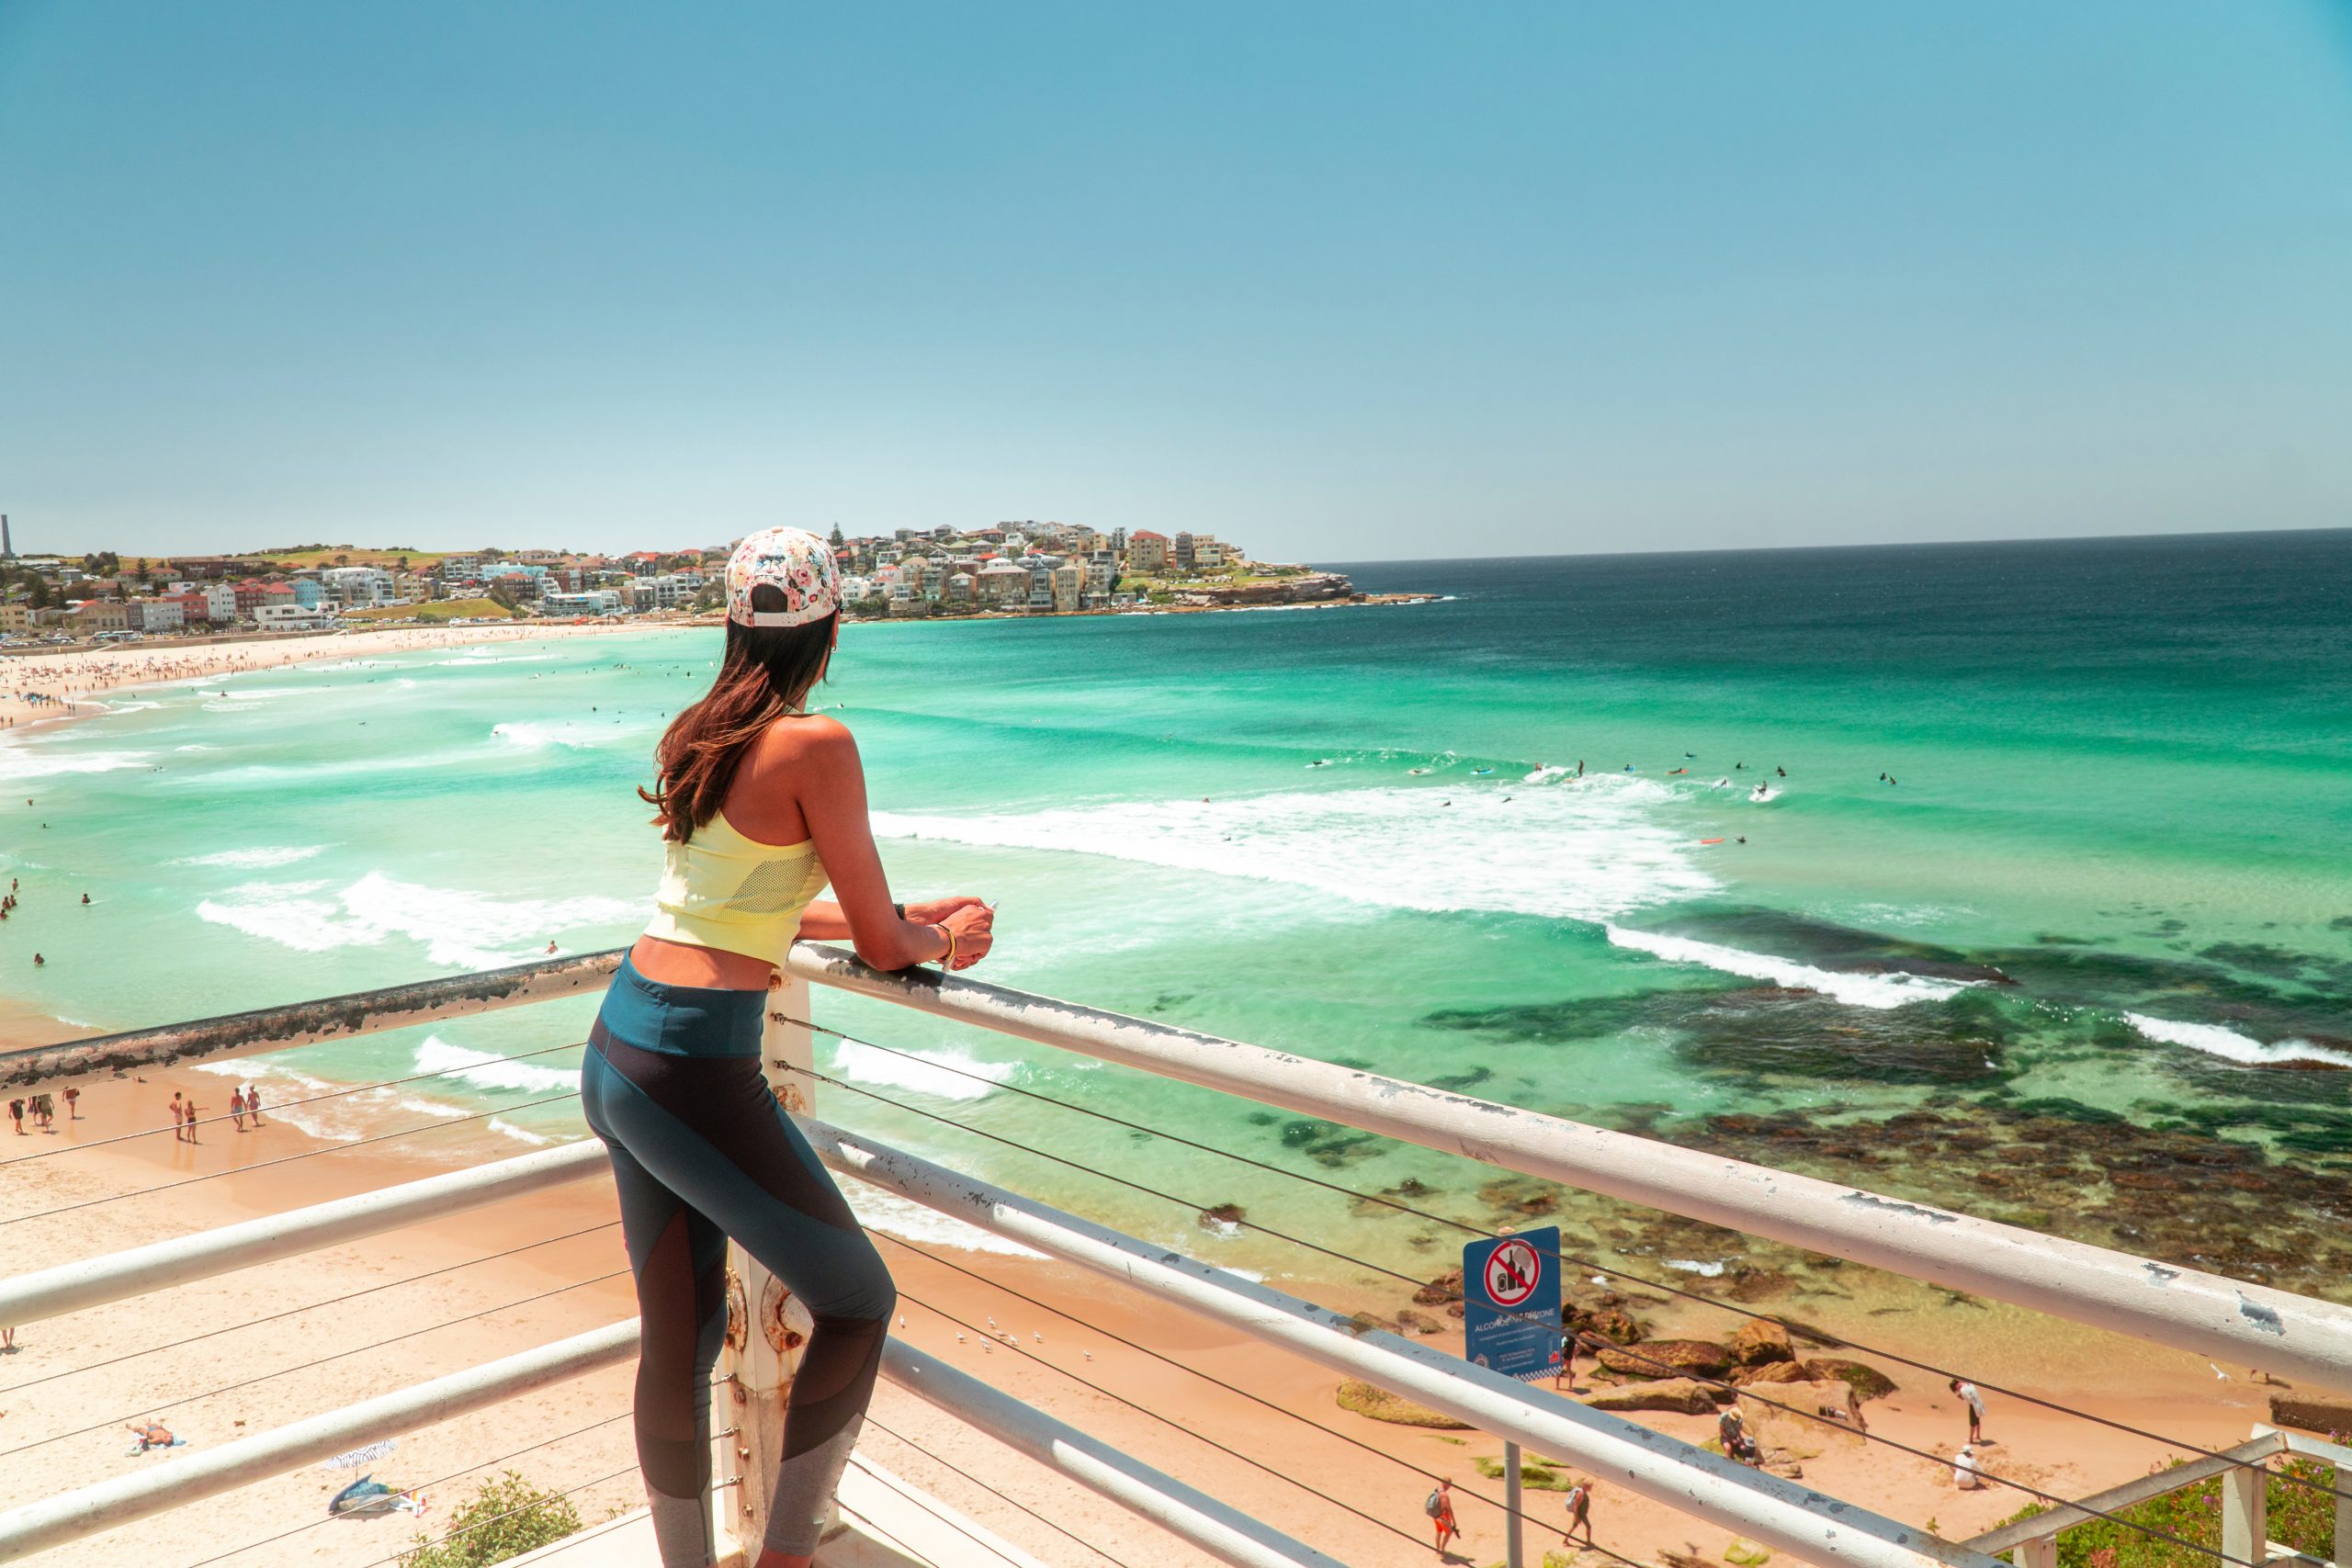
[7,1099,22,1135]
[62,1085,78,1119]
[229,1088,247,1132]
[1562,1478,1593,1548]
[1950,1377,1985,1443]
[169,1091,187,1143]
[243,1084,265,1126]
[586,528,994,1568]
[1424,1476,1462,1558]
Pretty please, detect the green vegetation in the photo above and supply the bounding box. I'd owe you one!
[397,1472,582,1567]
[1473,1454,1578,1492]
[344,597,525,623]
[1335,1377,1472,1428]
[1992,1458,2336,1568]
[257,546,447,571]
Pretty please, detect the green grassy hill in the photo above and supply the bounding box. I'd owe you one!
[342,597,524,623]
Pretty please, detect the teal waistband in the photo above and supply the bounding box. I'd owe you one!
[592,956,766,1058]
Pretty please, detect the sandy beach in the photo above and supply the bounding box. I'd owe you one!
[0,620,674,738]
[0,978,2299,1568]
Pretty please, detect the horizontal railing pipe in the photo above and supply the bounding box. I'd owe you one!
[1961,1435,2282,1555]
[880,1339,1351,1568]
[786,942,2352,1392]
[0,949,625,1091]
[0,1318,639,1562]
[808,1118,2000,1568]
[0,1141,608,1327]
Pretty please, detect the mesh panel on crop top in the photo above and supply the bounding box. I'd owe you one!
[720,856,825,914]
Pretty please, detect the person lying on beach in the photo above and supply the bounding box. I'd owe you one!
[328,1475,428,1517]
[127,1423,181,1453]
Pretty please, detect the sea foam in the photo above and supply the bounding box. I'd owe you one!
[197,872,638,969]
[1601,926,1971,1009]
[872,774,1717,922]
[411,1035,581,1095]
[2123,1012,2352,1069]
[829,1040,1016,1104]
[176,845,325,870]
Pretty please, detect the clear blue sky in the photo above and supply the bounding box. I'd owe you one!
[3,2,2348,562]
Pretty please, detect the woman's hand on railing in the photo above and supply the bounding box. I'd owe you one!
[934,902,994,971]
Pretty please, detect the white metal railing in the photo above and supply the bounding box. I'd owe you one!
[0,1321,640,1560]
[5,942,2349,1568]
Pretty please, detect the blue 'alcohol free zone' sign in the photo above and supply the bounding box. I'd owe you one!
[1462,1226,1563,1382]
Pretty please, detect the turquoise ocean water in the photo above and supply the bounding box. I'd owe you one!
[6,530,2350,1307]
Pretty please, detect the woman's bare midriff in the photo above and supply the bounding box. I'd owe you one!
[628,932,777,992]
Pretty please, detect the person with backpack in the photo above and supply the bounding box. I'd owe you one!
[1562,1478,1593,1547]
[1425,1476,1461,1558]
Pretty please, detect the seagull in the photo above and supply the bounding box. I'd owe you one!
[1082,1351,1094,1361]
[2209,1363,2231,1381]
[956,1333,967,1344]
[897,1316,907,1329]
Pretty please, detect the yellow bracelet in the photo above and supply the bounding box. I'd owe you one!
[935,922,956,969]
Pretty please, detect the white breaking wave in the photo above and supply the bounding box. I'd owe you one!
[488,1118,559,1146]
[838,1176,1047,1258]
[2123,1012,2352,1069]
[411,1035,581,1095]
[830,1040,1016,1104]
[873,775,1716,923]
[197,872,639,969]
[1602,926,1971,1010]
[176,845,325,870]
[492,721,603,750]
[439,649,556,665]
[0,746,154,782]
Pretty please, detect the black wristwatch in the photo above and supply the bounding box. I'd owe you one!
[893,902,906,920]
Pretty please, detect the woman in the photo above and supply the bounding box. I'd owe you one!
[585,527,994,1568]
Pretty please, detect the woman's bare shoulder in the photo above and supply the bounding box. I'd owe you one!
[756,712,858,765]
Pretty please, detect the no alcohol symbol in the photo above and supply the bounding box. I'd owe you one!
[1482,1236,1542,1309]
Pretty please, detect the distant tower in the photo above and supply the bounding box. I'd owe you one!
[1,514,12,558]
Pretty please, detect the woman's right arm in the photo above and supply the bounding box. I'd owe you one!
[791,718,994,972]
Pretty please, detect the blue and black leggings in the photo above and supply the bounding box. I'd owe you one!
[582,959,896,1564]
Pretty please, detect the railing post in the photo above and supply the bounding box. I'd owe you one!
[2335,1455,2350,1568]
[2222,1461,2266,1568]
[1504,1441,1524,1568]
[2018,1534,2058,1568]
[708,967,820,1565]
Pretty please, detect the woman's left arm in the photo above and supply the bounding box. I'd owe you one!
[797,894,981,942]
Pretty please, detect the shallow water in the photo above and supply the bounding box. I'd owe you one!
[6,531,2348,1300]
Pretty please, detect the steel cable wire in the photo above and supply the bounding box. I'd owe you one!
[349,1464,641,1568]
[877,1226,1648,1568]
[0,1039,586,1166]
[0,1220,621,1398]
[794,1017,2349,1508]
[0,1265,629,1462]
[0,1089,582,1229]
[862,1415,1131,1568]
[842,1434,1071,1568]
[175,1411,634,1568]
[806,1063,2263,1567]
[889,1280,1467,1562]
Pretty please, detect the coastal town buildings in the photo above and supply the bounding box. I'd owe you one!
[0,517,1361,646]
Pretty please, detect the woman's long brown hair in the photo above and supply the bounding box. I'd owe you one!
[639,588,838,841]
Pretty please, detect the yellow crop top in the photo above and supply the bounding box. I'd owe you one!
[643,812,831,963]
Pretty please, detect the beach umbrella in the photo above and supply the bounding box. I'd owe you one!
[321,1438,397,1471]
